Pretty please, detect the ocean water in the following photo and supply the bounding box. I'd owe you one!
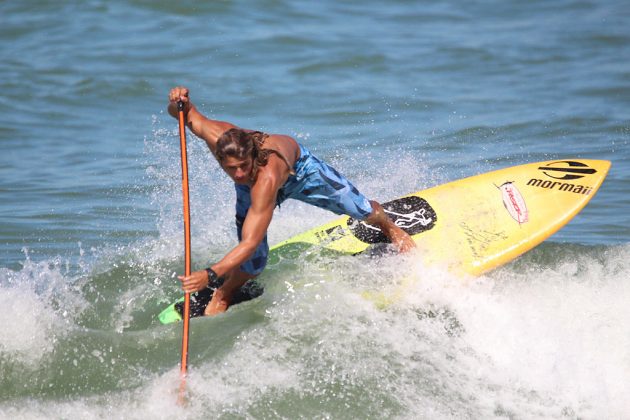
[1,0,629,418]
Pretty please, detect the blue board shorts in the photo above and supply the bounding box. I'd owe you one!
[235,143,373,275]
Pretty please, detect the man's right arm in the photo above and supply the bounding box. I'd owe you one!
[168,86,238,153]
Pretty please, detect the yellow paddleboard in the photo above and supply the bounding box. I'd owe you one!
[269,159,611,276]
[159,159,610,323]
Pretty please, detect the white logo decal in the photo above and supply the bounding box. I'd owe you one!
[499,182,528,224]
[360,209,434,232]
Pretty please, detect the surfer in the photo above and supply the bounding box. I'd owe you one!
[167,86,415,316]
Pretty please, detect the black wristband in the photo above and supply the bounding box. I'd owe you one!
[205,267,218,281]
[205,267,219,289]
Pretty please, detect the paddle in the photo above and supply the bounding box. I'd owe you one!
[176,100,192,404]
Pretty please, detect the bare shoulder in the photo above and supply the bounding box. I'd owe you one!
[250,168,281,208]
[255,158,285,187]
[265,134,300,163]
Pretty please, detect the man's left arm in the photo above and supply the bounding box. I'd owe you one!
[177,179,277,294]
[211,190,275,279]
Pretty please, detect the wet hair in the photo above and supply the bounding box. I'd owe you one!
[215,128,284,181]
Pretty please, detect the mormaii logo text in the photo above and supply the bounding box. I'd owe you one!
[498,182,528,224]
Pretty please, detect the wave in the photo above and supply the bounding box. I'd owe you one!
[1,235,629,417]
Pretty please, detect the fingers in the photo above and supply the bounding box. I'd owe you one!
[168,86,189,104]
[177,275,197,293]
[177,270,209,293]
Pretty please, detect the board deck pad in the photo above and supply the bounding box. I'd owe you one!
[348,196,437,243]
[158,159,611,324]
[159,277,263,324]
[175,281,263,317]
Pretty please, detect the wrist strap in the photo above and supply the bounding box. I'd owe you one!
[205,267,218,281]
[205,267,221,289]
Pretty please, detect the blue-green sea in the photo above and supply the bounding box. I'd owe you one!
[1,1,629,418]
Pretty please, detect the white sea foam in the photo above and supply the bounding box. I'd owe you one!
[390,246,630,417]
[0,253,84,366]
[1,214,628,419]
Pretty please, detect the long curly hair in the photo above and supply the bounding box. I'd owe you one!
[215,128,273,181]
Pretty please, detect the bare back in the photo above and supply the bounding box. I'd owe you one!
[261,134,300,170]
[249,134,300,190]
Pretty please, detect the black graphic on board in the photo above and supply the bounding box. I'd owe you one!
[538,161,597,181]
[347,196,437,244]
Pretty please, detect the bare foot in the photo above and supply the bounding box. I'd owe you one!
[204,289,230,316]
[383,224,416,253]
[366,200,416,253]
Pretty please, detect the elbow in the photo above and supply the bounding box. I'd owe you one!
[240,238,261,256]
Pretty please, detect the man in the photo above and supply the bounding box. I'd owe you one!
[168,86,415,316]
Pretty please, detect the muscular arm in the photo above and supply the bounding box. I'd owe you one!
[212,176,278,278]
[177,177,277,299]
[167,87,238,155]
[200,173,282,315]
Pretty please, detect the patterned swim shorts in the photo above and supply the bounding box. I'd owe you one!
[235,143,373,275]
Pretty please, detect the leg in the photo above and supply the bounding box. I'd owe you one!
[280,145,415,252]
[364,200,416,252]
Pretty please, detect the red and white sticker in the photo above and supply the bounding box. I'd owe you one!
[499,182,528,224]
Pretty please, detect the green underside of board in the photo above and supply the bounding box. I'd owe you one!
[158,302,182,324]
